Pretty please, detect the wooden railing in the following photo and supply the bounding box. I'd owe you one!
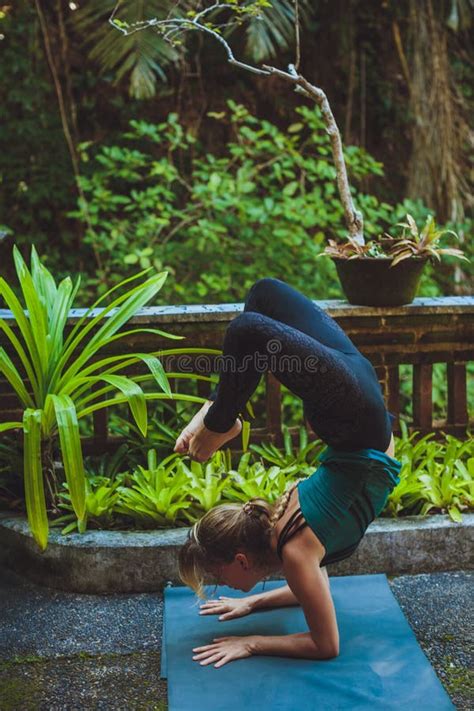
[1,296,473,449]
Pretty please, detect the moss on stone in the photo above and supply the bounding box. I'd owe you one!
[443,665,474,695]
[0,671,40,710]
[439,653,473,703]
[0,650,168,709]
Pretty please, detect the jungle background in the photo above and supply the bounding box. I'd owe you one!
[0,0,473,305]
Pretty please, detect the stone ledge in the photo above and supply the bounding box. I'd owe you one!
[0,512,472,594]
[1,296,473,329]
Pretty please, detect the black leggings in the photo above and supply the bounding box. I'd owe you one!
[203,278,393,452]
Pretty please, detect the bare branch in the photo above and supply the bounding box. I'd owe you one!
[108,4,272,76]
[261,64,364,243]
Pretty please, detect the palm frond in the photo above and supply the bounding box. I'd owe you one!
[238,0,316,63]
[72,0,181,99]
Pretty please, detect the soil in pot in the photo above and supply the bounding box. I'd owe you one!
[332,256,429,306]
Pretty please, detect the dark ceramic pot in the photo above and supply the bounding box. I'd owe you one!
[332,256,429,306]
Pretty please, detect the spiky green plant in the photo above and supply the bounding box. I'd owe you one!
[249,425,323,476]
[179,450,232,519]
[114,449,192,526]
[226,451,294,504]
[386,422,474,521]
[385,214,469,267]
[0,246,218,548]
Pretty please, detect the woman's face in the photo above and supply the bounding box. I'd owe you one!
[212,553,263,592]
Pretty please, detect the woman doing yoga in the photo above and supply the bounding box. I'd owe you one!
[175,278,401,668]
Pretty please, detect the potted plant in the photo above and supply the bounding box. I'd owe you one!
[323,214,469,306]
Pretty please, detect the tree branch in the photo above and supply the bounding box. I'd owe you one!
[109,2,364,244]
[263,65,364,243]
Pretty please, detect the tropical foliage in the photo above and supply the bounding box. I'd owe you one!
[74,0,316,98]
[0,2,472,545]
[1,1,472,302]
[72,102,426,303]
[384,422,474,521]
[2,425,468,534]
[0,246,217,548]
[385,215,469,266]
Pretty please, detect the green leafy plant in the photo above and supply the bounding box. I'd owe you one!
[415,438,473,522]
[226,451,295,504]
[179,450,233,520]
[52,472,127,534]
[386,422,474,521]
[249,425,324,476]
[13,415,474,534]
[114,449,193,527]
[108,407,185,467]
[73,103,407,303]
[0,245,216,548]
[50,444,131,534]
[75,1,316,99]
[384,214,469,266]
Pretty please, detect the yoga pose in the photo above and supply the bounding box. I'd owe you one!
[175,278,401,667]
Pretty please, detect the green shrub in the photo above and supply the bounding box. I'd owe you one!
[72,101,430,304]
[385,422,474,522]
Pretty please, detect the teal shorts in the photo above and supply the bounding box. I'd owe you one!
[297,446,401,566]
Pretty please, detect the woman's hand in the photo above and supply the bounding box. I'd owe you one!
[192,636,259,668]
[199,596,256,621]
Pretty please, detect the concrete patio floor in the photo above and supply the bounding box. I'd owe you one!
[0,566,472,710]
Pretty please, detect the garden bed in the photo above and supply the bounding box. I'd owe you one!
[1,512,472,594]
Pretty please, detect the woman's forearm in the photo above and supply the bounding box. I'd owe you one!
[248,584,300,611]
[250,632,337,660]
[248,569,330,612]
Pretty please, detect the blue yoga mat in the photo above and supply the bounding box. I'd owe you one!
[161,574,453,711]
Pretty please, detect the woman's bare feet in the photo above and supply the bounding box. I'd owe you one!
[188,418,242,463]
[173,400,215,454]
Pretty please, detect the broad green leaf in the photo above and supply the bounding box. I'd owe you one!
[93,375,148,436]
[135,353,171,396]
[50,394,86,523]
[245,399,256,418]
[23,408,48,550]
[447,505,462,523]
[47,276,76,364]
[0,421,23,432]
[241,420,250,452]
